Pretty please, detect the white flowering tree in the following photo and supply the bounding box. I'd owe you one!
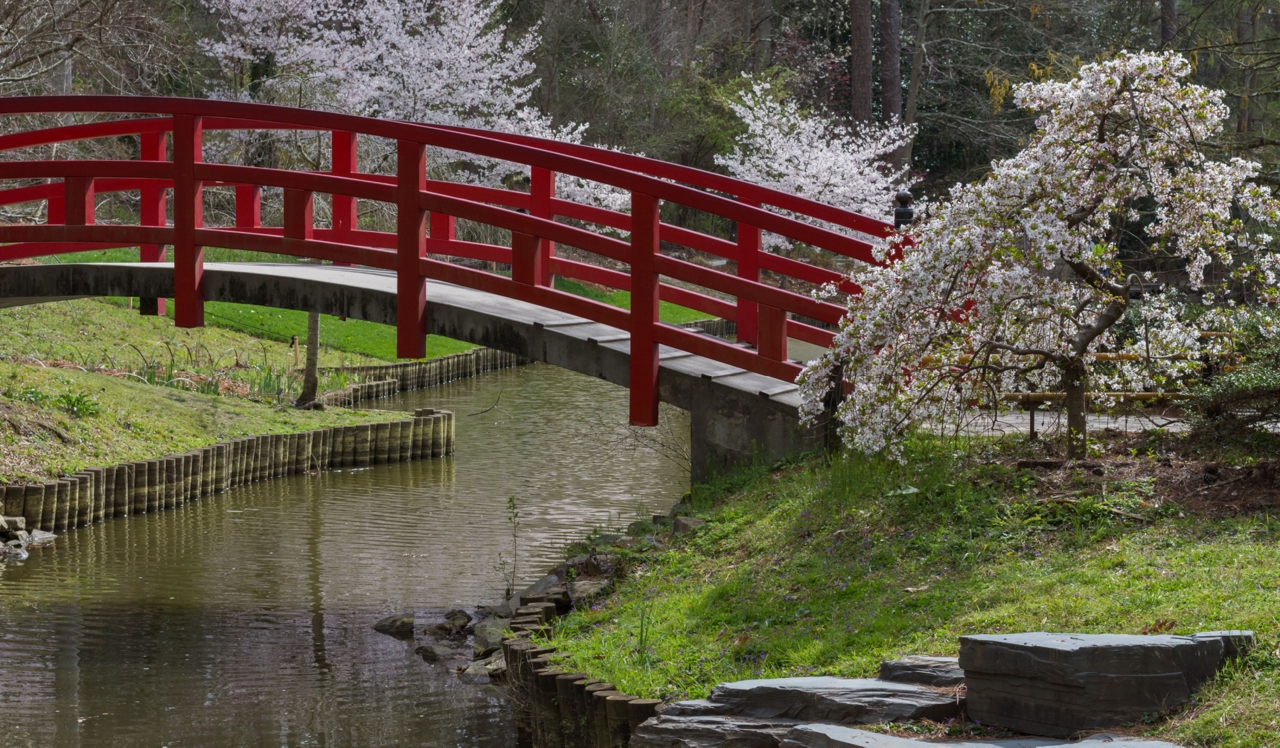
[716,79,915,256]
[799,52,1280,460]
[201,0,587,187]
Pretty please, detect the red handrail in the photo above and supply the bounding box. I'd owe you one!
[0,96,892,426]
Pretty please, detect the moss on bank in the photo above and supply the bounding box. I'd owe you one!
[0,360,401,483]
[547,440,1280,747]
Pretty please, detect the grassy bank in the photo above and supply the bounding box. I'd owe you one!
[0,359,400,483]
[547,437,1280,747]
[186,302,474,362]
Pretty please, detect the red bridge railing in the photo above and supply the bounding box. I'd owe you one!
[0,97,893,426]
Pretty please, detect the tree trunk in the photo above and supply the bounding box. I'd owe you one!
[849,0,874,122]
[1160,0,1177,47]
[297,310,321,407]
[902,0,929,165]
[1062,358,1088,459]
[879,0,902,123]
[823,363,846,454]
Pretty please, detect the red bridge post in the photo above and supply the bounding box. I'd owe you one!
[629,192,661,427]
[172,115,204,328]
[139,131,167,316]
[235,185,261,230]
[512,231,541,285]
[531,167,555,287]
[430,211,455,243]
[331,131,357,266]
[758,305,787,361]
[396,140,428,359]
[736,198,761,347]
[63,176,95,226]
[283,188,314,246]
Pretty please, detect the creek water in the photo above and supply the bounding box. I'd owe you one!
[0,363,690,747]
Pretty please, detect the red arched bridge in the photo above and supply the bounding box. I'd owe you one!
[0,97,892,475]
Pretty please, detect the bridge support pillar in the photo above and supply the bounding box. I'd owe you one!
[685,382,820,484]
[396,139,428,359]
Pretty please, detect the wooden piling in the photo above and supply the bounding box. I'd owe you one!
[215,443,227,491]
[162,457,176,510]
[114,464,131,517]
[627,700,660,736]
[22,484,45,532]
[0,486,18,519]
[354,424,372,467]
[401,420,416,460]
[132,461,148,514]
[270,434,283,478]
[442,410,456,454]
[38,482,57,531]
[87,467,107,523]
[194,450,205,497]
[341,426,356,468]
[146,459,161,512]
[311,429,327,471]
[583,683,616,747]
[374,422,391,464]
[387,421,401,462]
[557,673,589,748]
[239,437,251,484]
[226,440,239,486]
[535,668,566,748]
[53,479,71,532]
[71,473,91,527]
[294,432,309,474]
[605,694,636,748]
[177,454,190,504]
[239,438,252,483]
[590,690,622,748]
[424,414,440,455]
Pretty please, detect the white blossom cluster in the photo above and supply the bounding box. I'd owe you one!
[716,79,915,253]
[798,52,1280,460]
[201,0,615,201]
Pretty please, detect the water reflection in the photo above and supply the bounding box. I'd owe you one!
[0,364,689,746]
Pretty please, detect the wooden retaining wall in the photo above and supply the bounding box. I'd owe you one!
[0,411,456,535]
[317,348,529,408]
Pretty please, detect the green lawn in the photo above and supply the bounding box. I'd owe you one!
[189,302,474,362]
[548,439,1280,747]
[553,276,714,325]
[0,360,401,483]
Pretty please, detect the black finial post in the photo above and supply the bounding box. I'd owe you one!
[894,190,914,229]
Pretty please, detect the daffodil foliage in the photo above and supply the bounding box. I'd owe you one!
[800,52,1280,460]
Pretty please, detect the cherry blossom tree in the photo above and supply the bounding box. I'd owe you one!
[798,51,1280,460]
[200,0,586,187]
[716,79,914,257]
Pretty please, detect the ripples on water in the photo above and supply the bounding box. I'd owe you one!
[0,364,690,746]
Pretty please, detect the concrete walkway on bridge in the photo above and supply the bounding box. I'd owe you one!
[0,262,824,479]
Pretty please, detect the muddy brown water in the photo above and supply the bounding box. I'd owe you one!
[0,363,690,746]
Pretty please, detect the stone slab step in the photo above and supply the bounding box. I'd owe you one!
[629,714,799,747]
[959,632,1245,737]
[664,676,962,724]
[780,724,1185,748]
[878,656,964,687]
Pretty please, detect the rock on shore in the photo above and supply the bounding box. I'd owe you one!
[662,677,962,723]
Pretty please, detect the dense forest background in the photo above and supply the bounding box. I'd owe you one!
[2,0,1276,200]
